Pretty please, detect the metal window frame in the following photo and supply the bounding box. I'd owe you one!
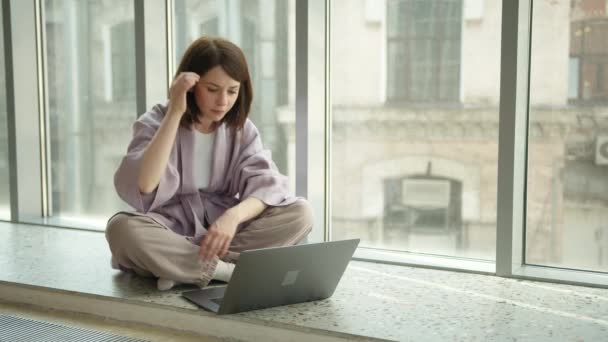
[134,0,147,116]
[495,0,531,278]
[323,0,331,243]
[298,0,329,244]
[496,0,608,288]
[2,0,17,222]
[295,0,308,200]
[4,0,45,222]
[166,0,174,88]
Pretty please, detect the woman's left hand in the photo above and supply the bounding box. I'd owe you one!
[199,211,240,261]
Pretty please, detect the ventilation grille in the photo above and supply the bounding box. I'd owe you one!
[0,314,149,342]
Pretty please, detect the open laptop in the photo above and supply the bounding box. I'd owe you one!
[182,239,360,315]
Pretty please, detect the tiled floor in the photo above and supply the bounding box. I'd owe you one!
[0,222,607,341]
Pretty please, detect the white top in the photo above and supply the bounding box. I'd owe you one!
[193,131,215,190]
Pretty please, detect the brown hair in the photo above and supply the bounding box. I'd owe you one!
[174,36,253,131]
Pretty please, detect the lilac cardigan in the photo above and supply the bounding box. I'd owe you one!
[113,103,297,239]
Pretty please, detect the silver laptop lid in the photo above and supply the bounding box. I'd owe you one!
[217,238,360,314]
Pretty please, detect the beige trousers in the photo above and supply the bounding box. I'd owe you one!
[105,199,313,287]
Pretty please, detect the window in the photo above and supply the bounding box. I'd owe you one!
[44,0,134,227]
[569,19,608,103]
[527,0,608,272]
[332,0,500,261]
[387,0,462,102]
[173,0,293,184]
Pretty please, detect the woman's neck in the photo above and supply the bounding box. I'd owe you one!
[194,117,216,134]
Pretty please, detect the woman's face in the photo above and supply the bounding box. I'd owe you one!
[193,65,240,124]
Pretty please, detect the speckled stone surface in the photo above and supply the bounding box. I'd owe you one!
[1,222,607,341]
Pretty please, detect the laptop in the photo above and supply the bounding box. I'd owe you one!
[182,239,360,315]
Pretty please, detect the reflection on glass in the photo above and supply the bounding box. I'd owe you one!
[0,4,10,220]
[527,0,608,272]
[45,0,134,227]
[172,0,294,185]
[331,0,501,260]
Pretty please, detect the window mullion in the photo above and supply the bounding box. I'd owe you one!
[6,0,45,222]
[496,0,532,276]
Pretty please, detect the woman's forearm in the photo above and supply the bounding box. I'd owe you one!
[226,197,268,224]
[137,110,182,194]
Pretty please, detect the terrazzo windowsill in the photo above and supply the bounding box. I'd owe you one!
[1,222,607,341]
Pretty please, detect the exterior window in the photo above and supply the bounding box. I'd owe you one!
[387,0,462,102]
[384,176,463,249]
[570,19,608,103]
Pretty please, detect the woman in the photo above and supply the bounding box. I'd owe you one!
[106,36,313,291]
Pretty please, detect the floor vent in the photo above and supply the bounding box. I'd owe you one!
[0,314,149,342]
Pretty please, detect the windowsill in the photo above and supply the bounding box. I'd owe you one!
[354,247,496,274]
[3,217,606,288]
[11,215,107,232]
[512,264,608,288]
[356,248,608,288]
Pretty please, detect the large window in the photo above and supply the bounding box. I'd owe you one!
[0,3,9,220]
[44,0,134,227]
[331,0,500,260]
[2,0,606,286]
[527,0,608,273]
[172,0,294,185]
[387,0,462,102]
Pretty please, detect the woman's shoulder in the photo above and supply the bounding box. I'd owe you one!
[224,118,258,139]
[242,118,259,134]
[135,102,169,129]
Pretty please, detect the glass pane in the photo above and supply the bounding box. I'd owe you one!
[45,0,133,228]
[0,3,10,220]
[331,0,501,261]
[527,0,608,272]
[172,0,295,187]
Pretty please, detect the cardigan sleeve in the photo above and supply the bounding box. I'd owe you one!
[231,120,295,206]
[114,107,180,213]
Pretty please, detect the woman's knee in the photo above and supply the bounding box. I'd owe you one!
[291,199,314,232]
[106,214,139,248]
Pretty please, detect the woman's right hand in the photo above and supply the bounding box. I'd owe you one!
[167,72,200,116]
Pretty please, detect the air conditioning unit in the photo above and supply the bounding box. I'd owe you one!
[595,135,608,165]
[401,179,451,209]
